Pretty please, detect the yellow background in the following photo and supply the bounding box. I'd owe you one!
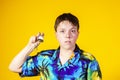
[0,0,120,80]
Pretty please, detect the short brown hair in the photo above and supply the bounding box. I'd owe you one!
[54,13,79,32]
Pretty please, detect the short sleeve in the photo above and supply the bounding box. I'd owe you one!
[87,59,102,80]
[19,53,44,77]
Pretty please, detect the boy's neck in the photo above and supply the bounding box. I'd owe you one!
[59,46,75,65]
[59,46,75,55]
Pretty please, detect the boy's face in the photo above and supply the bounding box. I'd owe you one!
[56,21,79,50]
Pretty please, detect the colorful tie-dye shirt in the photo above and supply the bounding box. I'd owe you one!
[20,45,102,80]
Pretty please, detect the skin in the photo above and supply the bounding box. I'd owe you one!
[9,20,79,73]
[56,20,79,65]
[56,21,79,50]
[9,33,41,73]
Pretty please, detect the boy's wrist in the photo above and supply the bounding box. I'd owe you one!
[25,43,35,53]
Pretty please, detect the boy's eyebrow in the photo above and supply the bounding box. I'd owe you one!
[71,27,77,29]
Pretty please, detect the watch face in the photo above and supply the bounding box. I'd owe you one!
[37,36,44,42]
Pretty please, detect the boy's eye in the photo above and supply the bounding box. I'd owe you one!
[60,30,65,33]
[71,29,76,32]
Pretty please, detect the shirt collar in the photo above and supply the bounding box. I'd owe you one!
[52,44,83,61]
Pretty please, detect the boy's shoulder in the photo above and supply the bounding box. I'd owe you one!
[37,49,56,56]
[81,50,96,61]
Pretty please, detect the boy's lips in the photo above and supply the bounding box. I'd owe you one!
[65,41,71,43]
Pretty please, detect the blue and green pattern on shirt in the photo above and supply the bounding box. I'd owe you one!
[20,45,102,80]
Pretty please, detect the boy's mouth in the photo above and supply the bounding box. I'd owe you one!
[65,41,71,44]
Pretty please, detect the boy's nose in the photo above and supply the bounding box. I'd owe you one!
[66,32,71,38]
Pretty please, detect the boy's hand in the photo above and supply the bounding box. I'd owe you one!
[28,32,44,49]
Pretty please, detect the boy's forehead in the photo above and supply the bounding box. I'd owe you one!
[57,21,77,29]
[59,20,72,25]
